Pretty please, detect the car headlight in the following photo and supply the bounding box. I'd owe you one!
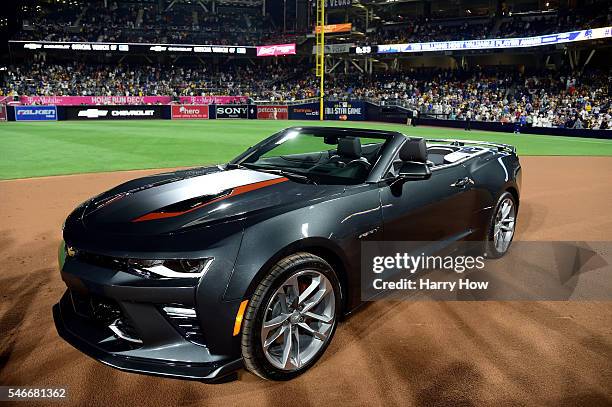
[127,258,213,278]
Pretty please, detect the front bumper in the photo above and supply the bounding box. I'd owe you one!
[53,251,244,382]
[53,299,242,381]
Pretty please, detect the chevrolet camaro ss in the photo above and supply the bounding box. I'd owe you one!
[54,126,521,381]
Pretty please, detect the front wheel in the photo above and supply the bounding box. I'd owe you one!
[486,192,517,258]
[241,253,341,380]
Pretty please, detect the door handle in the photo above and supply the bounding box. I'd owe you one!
[450,177,474,188]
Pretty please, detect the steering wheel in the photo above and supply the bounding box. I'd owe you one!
[346,158,371,170]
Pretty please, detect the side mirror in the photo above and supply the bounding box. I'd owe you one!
[398,161,431,180]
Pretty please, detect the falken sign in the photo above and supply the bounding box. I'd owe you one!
[377,26,612,54]
[15,106,57,121]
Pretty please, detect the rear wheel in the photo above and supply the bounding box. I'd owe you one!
[241,252,341,380]
[486,192,517,258]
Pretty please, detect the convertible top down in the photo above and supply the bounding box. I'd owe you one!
[54,126,521,381]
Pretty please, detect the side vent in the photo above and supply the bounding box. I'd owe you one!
[161,305,205,346]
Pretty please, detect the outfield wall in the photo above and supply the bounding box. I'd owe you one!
[5,103,611,140]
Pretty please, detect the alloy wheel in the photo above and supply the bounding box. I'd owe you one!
[493,197,516,254]
[260,270,336,371]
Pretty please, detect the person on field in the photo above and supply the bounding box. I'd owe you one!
[514,114,527,134]
[573,117,584,129]
[465,110,472,131]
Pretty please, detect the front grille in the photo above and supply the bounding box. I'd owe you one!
[70,290,121,323]
[74,251,155,279]
[69,290,142,345]
[75,251,129,272]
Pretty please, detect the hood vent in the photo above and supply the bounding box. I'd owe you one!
[132,189,233,222]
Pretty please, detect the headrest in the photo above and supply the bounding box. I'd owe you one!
[399,138,428,163]
[337,137,362,159]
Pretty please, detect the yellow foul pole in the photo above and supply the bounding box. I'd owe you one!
[316,0,325,120]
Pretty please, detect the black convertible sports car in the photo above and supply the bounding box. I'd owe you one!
[54,126,521,381]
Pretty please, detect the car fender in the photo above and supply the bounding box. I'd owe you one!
[223,185,383,306]
[464,152,521,240]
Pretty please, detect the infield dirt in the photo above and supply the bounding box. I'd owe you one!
[1,156,611,406]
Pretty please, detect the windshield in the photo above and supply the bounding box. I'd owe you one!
[237,129,389,185]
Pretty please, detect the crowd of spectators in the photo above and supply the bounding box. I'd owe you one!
[15,1,285,45]
[2,61,610,130]
[14,1,612,46]
[0,61,303,99]
[353,69,612,130]
[364,18,496,45]
[497,6,612,38]
[364,5,611,46]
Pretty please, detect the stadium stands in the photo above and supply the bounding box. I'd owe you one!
[13,0,612,45]
[15,0,286,45]
[2,60,609,130]
[2,0,610,131]
[364,4,612,45]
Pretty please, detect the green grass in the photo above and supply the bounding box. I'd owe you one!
[1,120,612,180]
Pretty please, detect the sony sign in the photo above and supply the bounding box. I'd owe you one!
[215,105,250,119]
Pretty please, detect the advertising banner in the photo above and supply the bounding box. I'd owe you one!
[171,105,209,119]
[325,0,353,8]
[256,43,296,57]
[10,40,255,56]
[312,43,353,54]
[324,100,366,121]
[215,104,255,119]
[376,26,612,54]
[14,105,57,121]
[18,95,172,106]
[314,23,352,34]
[65,105,165,120]
[257,105,289,120]
[0,104,6,121]
[288,103,320,120]
[179,96,248,105]
[148,45,249,55]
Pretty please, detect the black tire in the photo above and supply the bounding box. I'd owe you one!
[485,191,518,258]
[241,252,341,381]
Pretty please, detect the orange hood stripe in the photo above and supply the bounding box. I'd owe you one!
[132,177,288,222]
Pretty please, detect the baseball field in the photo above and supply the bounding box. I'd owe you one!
[2,120,612,179]
[1,120,611,406]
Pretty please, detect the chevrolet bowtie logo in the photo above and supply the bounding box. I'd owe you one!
[78,109,108,119]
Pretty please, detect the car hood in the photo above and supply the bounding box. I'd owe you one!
[70,167,345,236]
